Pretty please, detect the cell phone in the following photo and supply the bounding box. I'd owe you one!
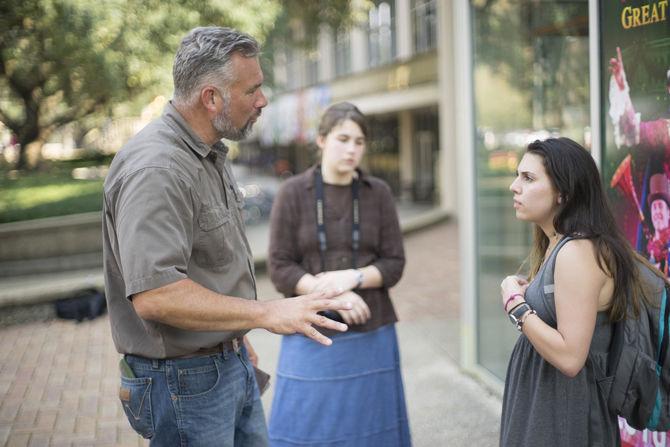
[119,357,136,378]
[253,366,270,395]
[318,310,344,323]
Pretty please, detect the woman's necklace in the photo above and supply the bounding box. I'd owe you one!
[545,231,562,257]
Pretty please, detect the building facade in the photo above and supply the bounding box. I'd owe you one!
[247,0,444,206]
[250,0,669,404]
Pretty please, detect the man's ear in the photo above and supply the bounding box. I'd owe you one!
[201,87,218,113]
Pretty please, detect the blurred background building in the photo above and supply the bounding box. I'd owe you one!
[236,0,596,387]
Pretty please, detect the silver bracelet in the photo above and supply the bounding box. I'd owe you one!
[517,309,537,332]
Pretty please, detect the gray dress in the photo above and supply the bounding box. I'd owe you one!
[500,237,620,447]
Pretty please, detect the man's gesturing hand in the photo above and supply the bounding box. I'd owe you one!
[262,290,352,346]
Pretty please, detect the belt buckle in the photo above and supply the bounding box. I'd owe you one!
[231,338,240,353]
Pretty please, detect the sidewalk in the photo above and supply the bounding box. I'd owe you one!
[0,220,502,446]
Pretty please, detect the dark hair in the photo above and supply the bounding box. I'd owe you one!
[318,102,368,138]
[525,137,657,320]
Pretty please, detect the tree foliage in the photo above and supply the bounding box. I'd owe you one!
[0,0,353,169]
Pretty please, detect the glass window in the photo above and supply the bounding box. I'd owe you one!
[334,28,352,77]
[367,115,400,195]
[305,50,319,86]
[413,109,439,203]
[471,0,590,378]
[368,1,396,67]
[412,0,437,53]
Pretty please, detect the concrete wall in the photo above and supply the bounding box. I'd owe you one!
[0,212,103,277]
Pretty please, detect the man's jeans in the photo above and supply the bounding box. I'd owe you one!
[120,346,268,446]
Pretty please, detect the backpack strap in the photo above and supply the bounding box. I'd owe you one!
[538,236,575,327]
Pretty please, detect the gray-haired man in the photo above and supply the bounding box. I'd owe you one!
[103,27,350,446]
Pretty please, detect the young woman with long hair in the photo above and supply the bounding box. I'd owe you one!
[499,137,661,446]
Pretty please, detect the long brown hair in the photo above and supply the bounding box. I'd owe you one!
[524,138,663,320]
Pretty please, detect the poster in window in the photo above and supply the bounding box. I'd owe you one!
[600,0,669,445]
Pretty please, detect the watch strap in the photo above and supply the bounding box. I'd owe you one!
[509,302,530,319]
[508,302,531,329]
[354,269,364,289]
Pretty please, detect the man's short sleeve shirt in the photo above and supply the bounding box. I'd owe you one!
[102,102,256,358]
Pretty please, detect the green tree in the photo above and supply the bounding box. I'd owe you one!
[1,0,355,170]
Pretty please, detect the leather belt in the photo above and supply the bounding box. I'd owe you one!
[171,337,243,359]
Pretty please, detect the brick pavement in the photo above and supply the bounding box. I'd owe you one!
[0,220,501,446]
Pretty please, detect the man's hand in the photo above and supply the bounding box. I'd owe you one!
[331,291,371,326]
[262,290,352,346]
[312,269,360,293]
[243,336,258,367]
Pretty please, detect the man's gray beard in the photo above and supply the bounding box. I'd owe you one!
[212,102,253,141]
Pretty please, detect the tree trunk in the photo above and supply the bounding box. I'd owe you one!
[15,133,41,170]
[14,95,40,170]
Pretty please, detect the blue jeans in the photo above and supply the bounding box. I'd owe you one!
[120,346,268,447]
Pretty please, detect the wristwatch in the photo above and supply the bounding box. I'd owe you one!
[353,269,364,289]
[508,302,533,331]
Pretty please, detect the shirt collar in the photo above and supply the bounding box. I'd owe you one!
[303,164,371,190]
[162,101,228,160]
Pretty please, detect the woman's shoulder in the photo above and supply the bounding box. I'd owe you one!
[361,173,393,194]
[557,237,596,261]
[555,237,607,278]
[278,169,312,193]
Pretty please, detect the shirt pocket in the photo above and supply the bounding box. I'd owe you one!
[193,204,235,269]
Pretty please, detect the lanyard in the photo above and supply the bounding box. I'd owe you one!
[314,165,360,272]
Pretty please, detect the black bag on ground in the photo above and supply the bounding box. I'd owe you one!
[54,288,106,322]
[607,263,670,431]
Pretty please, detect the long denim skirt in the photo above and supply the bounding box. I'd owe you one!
[268,323,412,447]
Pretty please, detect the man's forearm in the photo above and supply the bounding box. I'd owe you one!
[132,278,269,331]
[134,278,354,346]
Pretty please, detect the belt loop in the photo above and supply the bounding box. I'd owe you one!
[152,359,159,369]
[232,338,240,354]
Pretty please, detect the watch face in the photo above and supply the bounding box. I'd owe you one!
[510,303,529,322]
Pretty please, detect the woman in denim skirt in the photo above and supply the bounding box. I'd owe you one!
[267,102,411,447]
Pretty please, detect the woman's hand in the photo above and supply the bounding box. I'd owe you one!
[332,291,371,326]
[312,269,361,293]
[500,275,529,312]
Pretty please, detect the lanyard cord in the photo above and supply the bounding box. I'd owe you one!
[314,165,360,272]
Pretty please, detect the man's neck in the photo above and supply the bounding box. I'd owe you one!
[173,102,220,146]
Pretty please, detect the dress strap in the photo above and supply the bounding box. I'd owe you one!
[538,236,576,326]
